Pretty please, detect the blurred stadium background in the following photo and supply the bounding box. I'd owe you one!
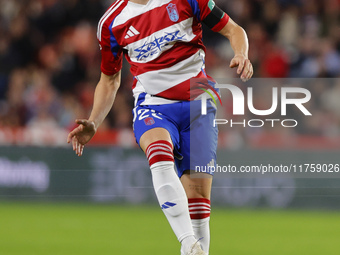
[0,0,340,254]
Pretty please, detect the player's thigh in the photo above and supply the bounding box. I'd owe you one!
[181,170,213,199]
[139,127,172,152]
[133,104,180,153]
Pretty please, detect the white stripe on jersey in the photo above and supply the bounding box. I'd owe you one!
[124,18,195,63]
[97,0,124,40]
[97,1,118,37]
[134,93,180,106]
[113,0,172,27]
[136,49,205,95]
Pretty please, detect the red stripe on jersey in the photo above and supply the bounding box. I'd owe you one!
[155,70,208,101]
[127,43,203,76]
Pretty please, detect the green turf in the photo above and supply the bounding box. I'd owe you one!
[0,203,339,255]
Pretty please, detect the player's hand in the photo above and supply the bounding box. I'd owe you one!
[67,119,96,156]
[230,54,253,82]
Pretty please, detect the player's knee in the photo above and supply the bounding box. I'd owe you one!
[146,140,174,167]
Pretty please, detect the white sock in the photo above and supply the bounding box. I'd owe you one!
[192,218,210,254]
[189,198,211,254]
[150,161,195,243]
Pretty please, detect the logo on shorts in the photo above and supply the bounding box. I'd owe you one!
[166,3,179,22]
[144,117,155,126]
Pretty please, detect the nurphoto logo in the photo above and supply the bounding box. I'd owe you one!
[200,83,312,128]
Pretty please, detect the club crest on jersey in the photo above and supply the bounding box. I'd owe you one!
[166,3,179,22]
[144,117,155,126]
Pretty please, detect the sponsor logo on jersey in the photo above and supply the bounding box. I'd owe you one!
[134,30,186,61]
[166,3,179,22]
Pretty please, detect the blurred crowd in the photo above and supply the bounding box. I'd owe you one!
[0,0,340,146]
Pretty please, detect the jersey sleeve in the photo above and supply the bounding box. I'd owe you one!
[187,0,229,32]
[97,21,123,75]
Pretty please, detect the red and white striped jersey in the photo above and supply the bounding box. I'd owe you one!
[97,0,229,105]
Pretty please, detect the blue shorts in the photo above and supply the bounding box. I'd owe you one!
[133,99,218,177]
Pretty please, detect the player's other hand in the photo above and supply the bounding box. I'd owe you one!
[67,119,96,156]
[230,54,253,82]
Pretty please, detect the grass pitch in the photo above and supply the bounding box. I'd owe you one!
[0,203,339,255]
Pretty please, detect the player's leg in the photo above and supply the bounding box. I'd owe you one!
[139,127,203,254]
[176,100,218,255]
[181,172,212,254]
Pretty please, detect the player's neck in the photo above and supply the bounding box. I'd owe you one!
[129,0,149,5]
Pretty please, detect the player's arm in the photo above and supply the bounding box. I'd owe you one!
[196,0,253,81]
[88,71,121,129]
[67,71,121,156]
[219,18,253,82]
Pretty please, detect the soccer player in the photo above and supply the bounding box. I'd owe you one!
[67,0,253,254]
